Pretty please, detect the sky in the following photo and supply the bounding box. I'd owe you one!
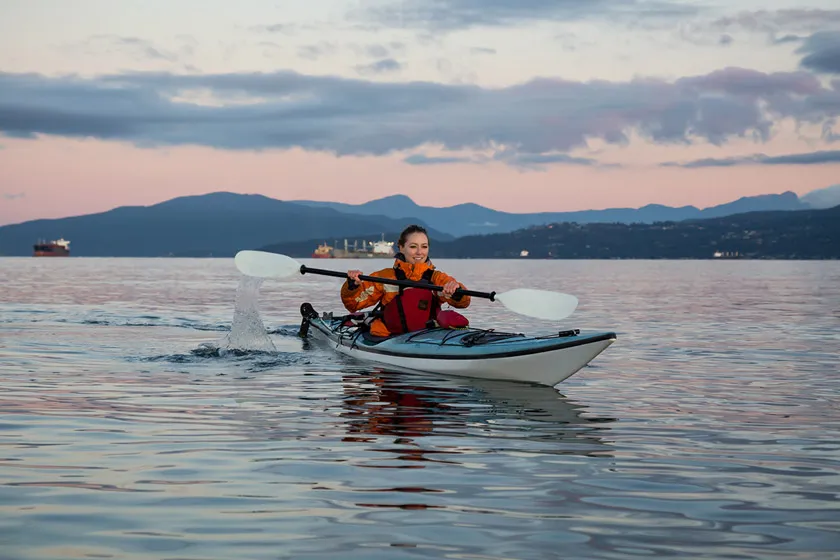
[1,0,840,226]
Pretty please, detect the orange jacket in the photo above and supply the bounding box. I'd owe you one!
[341,257,471,337]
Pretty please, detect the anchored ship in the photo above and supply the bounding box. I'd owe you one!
[311,235,395,259]
[312,243,334,258]
[33,238,71,257]
[713,251,742,259]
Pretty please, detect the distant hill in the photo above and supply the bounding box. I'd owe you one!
[256,204,839,260]
[800,184,840,209]
[424,205,840,259]
[0,192,450,257]
[292,192,808,237]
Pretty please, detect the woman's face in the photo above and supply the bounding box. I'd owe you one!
[400,232,429,263]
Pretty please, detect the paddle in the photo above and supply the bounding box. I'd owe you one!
[233,250,578,321]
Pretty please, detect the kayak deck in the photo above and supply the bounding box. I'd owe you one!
[321,318,615,359]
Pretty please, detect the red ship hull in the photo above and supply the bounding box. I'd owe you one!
[33,239,71,257]
[33,251,69,257]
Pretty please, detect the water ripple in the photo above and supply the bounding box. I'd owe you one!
[1,258,839,559]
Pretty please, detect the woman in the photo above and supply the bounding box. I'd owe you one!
[341,224,470,337]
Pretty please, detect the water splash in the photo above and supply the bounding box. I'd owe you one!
[219,275,277,352]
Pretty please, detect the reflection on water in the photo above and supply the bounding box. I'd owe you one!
[1,257,839,559]
[340,372,614,456]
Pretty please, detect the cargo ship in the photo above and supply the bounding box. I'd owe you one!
[713,251,742,259]
[312,236,395,259]
[312,243,334,258]
[33,238,71,257]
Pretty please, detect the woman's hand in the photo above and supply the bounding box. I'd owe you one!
[441,279,460,298]
[347,270,363,283]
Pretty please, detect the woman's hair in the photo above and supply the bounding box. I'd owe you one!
[398,224,428,248]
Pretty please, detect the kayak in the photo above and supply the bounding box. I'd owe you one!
[298,303,616,386]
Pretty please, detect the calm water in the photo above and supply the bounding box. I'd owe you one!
[1,258,839,560]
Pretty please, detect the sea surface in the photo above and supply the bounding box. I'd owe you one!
[1,257,839,560]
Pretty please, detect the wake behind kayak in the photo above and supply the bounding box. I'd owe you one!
[298,303,616,386]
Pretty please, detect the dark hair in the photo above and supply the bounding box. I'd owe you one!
[398,224,428,248]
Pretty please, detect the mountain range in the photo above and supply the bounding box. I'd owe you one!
[0,185,838,257]
[0,192,448,257]
[420,204,840,260]
[292,189,838,238]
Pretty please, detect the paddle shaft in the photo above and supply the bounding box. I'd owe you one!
[299,265,496,301]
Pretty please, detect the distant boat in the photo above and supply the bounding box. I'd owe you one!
[713,250,741,259]
[312,243,334,259]
[33,238,70,257]
[313,235,396,259]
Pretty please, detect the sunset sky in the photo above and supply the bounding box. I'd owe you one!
[1,0,839,226]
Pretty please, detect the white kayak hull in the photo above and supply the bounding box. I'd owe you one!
[301,305,616,386]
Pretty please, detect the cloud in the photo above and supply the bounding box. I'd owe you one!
[704,8,840,45]
[362,0,697,31]
[553,31,596,52]
[257,41,284,60]
[0,67,838,165]
[350,42,406,59]
[797,31,840,74]
[355,58,403,76]
[81,35,179,62]
[493,150,602,170]
[663,150,840,168]
[297,42,337,60]
[404,150,602,169]
[404,154,473,165]
[712,9,840,34]
[470,47,496,55]
[252,23,300,34]
[772,34,804,45]
[2,192,25,200]
[364,44,390,58]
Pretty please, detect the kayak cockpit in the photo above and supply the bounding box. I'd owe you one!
[299,302,611,349]
[299,301,527,347]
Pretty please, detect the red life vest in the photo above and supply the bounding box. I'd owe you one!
[381,268,440,334]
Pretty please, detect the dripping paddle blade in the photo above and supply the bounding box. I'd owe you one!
[234,250,301,278]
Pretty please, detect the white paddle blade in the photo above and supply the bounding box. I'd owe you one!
[495,288,578,321]
[234,250,301,278]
